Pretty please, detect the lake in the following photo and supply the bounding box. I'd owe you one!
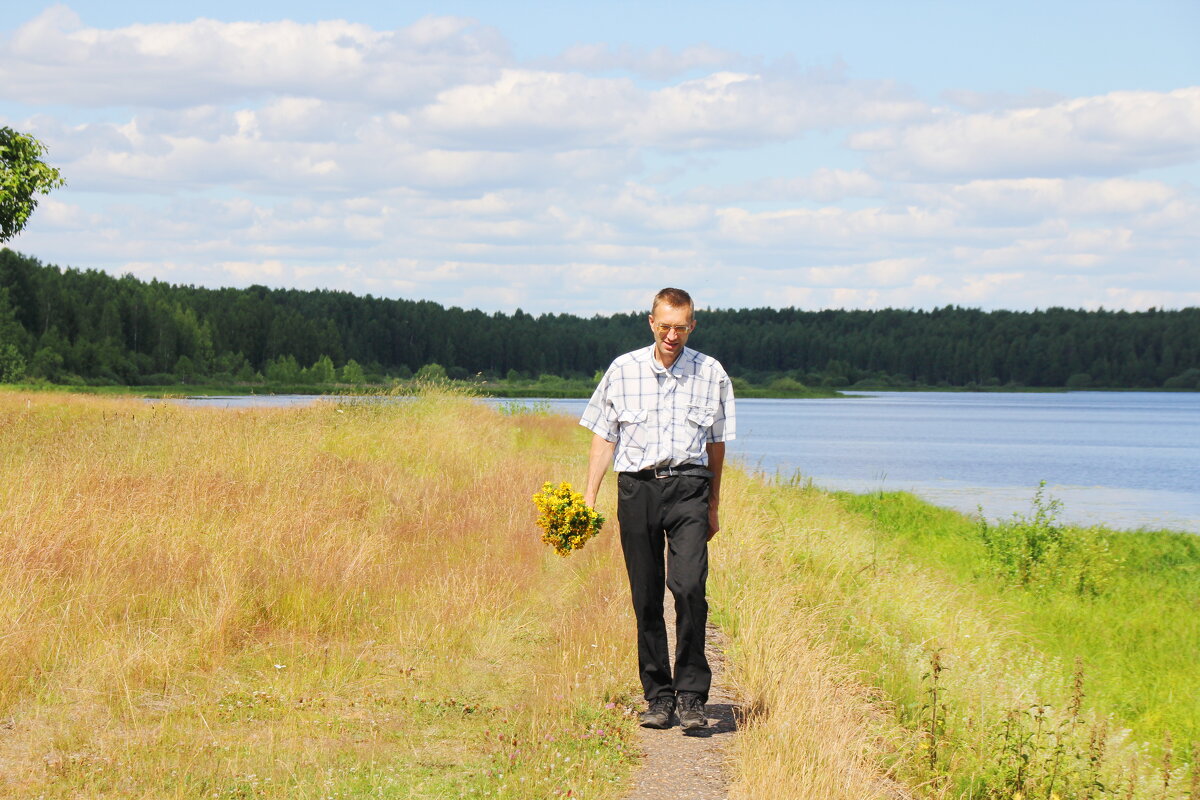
[172,392,1200,533]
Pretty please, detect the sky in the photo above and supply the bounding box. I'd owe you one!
[2,1,1198,316]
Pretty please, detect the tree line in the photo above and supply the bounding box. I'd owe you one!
[1,249,1198,390]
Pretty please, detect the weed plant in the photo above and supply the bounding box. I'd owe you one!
[976,481,1121,596]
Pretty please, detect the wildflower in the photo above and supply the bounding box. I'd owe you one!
[532,481,605,556]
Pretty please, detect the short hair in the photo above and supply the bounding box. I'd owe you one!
[651,287,694,317]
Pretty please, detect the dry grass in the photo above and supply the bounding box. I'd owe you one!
[710,473,914,800]
[710,472,1180,799]
[0,390,638,798]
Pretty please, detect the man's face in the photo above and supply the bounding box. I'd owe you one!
[649,301,695,367]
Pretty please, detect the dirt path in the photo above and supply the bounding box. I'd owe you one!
[623,590,739,800]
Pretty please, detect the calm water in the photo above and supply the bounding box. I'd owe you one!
[171,392,1200,533]
[480,392,1200,533]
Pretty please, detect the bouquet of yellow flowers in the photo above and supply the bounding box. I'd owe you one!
[532,481,605,557]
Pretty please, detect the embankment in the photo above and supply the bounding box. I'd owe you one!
[2,389,1194,799]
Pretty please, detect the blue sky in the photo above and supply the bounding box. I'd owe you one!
[2,1,1198,314]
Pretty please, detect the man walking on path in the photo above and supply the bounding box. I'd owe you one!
[580,287,736,732]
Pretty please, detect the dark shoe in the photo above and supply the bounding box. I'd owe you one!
[677,691,708,731]
[638,695,676,729]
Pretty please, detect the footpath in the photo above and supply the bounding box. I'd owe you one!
[624,590,739,800]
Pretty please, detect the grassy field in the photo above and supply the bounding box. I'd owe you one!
[3,388,1196,799]
[0,389,641,799]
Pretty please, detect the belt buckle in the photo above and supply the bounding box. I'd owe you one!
[653,465,675,479]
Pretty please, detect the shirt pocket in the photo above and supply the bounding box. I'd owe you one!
[685,404,716,450]
[686,405,715,428]
[617,407,649,452]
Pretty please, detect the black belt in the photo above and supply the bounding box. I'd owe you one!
[623,464,713,480]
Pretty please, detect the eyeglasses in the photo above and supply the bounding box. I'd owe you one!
[654,324,692,335]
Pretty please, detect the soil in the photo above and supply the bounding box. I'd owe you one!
[623,589,739,800]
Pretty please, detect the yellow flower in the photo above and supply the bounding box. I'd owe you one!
[532,481,605,557]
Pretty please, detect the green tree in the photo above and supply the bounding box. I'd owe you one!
[415,362,448,381]
[0,342,23,382]
[28,326,69,381]
[173,355,196,383]
[339,359,365,384]
[1,127,66,241]
[0,287,28,382]
[265,354,301,384]
[309,354,335,384]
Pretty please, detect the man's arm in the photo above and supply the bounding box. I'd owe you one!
[583,434,616,508]
[705,441,725,540]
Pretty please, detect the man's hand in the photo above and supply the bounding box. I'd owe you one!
[707,503,720,540]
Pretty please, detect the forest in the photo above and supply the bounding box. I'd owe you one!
[1,248,1198,390]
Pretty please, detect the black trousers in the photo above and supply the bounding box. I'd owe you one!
[616,471,712,703]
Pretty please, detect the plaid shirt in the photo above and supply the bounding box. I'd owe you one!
[580,345,736,473]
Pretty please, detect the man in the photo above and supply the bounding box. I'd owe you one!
[580,287,736,732]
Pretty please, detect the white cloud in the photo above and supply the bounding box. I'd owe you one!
[939,88,1066,112]
[714,205,958,248]
[907,177,1181,225]
[852,87,1200,179]
[417,69,645,148]
[634,72,927,149]
[550,42,742,80]
[685,168,882,203]
[3,8,1197,315]
[1,6,507,108]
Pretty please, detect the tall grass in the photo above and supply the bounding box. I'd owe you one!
[0,389,638,798]
[711,471,1198,799]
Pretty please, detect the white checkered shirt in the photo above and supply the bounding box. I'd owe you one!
[580,345,736,473]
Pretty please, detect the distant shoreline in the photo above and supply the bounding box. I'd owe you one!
[6,380,1197,401]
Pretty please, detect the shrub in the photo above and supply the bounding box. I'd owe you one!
[0,342,25,383]
[339,359,365,384]
[415,362,447,381]
[977,482,1121,596]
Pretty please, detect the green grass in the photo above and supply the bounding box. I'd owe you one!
[835,488,1200,743]
[712,473,1198,797]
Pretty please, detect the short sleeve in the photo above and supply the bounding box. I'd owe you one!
[707,372,736,443]
[579,366,620,442]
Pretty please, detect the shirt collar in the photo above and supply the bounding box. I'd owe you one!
[648,345,690,377]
